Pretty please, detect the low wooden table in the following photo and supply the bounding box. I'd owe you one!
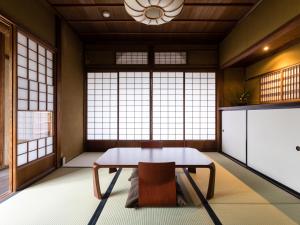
[93,147,215,200]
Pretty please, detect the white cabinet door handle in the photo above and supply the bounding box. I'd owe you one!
[296,146,300,151]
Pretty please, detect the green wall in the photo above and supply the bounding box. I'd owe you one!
[245,40,300,104]
[0,0,55,45]
[61,21,84,161]
[223,68,245,106]
[220,0,300,66]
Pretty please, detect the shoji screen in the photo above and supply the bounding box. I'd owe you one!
[185,72,216,140]
[87,72,118,140]
[152,72,184,140]
[119,72,150,140]
[17,32,54,167]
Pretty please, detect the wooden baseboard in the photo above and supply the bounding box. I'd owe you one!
[17,167,56,191]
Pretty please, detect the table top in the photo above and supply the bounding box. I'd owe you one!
[94,147,212,167]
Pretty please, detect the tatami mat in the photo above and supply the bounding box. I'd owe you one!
[0,152,299,225]
[0,168,113,225]
[192,153,300,225]
[63,152,103,168]
[96,169,214,225]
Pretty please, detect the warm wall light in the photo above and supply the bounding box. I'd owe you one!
[263,46,269,51]
[102,11,111,18]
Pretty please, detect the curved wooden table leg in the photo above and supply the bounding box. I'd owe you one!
[93,164,102,199]
[206,162,215,200]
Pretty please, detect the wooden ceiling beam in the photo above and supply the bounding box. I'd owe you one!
[51,3,254,7]
[80,32,225,36]
[68,19,238,23]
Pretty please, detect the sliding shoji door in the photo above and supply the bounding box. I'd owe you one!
[16,31,55,188]
[119,72,150,140]
[87,72,118,140]
[185,72,216,140]
[152,72,184,140]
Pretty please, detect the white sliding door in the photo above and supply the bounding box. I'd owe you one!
[248,108,300,193]
[222,110,247,163]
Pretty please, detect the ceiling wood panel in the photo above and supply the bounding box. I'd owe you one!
[46,0,261,43]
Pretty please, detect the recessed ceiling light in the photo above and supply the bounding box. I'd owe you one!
[263,46,269,51]
[102,11,110,18]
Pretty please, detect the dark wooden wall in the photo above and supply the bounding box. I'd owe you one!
[85,43,218,70]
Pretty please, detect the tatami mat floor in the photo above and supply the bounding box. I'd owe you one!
[0,152,299,225]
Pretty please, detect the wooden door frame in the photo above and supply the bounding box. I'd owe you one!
[0,32,4,169]
[0,15,14,197]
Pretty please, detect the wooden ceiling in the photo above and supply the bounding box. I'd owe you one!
[46,0,261,43]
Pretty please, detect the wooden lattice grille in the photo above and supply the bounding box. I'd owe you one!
[260,63,300,103]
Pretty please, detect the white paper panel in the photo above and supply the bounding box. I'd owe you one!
[18,66,27,78]
[47,76,53,85]
[48,86,53,94]
[17,154,27,166]
[39,83,46,92]
[18,100,28,110]
[29,81,38,91]
[47,59,53,68]
[39,74,46,83]
[28,39,37,51]
[18,143,27,155]
[29,91,38,101]
[39,93,46,101]
[29,60,37,71]
[28,140,37,151]
[39,64,45,74]
[29,70,37,81]
[48,94,53,103]
[17,32,27,46]
[29,150,38,162]
[38,148,46,158]
[47,50,53,60]
[39,55,45,65]
[18,55,27,68]
[18,44,27,57]
[38,138,46,148]
[47,68,53,77]
[29,101,38,110]
[46,145,53,154]
[29,50,37,61]
[47,102,53,111]
[47,136,53,145]
[38,46,45,56]
[18,89,28,100]
[39,102,46,110]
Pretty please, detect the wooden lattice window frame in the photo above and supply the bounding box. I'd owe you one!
[260,63,300,103]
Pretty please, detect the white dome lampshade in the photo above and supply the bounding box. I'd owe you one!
[124,0,184,25]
